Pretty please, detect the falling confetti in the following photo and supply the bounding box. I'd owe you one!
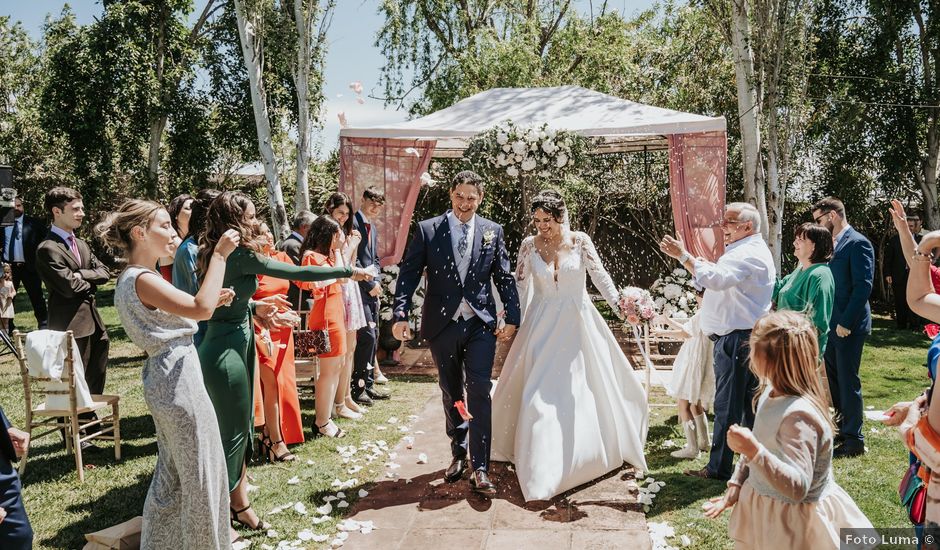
[455,400,473,421]
[337,112,348,128]
[357,97,365,104]
[349,81,363,94]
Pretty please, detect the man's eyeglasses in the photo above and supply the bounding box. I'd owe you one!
[814,211,831,224]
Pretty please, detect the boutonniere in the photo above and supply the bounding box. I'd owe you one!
[482,229,496,246]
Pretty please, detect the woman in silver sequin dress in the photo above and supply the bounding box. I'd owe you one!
[100,199,241,550]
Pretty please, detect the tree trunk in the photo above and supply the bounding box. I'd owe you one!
[234,0,290,238]
[730,0,765,216]
[292,0,313,214]
[147,115,167,197]
[921,113,940,229]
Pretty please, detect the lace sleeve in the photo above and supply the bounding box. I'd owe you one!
[515,237,534,298]
[579,232,622,317]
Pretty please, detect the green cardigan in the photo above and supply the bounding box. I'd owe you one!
[773,263,835,357]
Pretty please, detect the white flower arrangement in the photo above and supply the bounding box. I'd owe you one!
[379,266,424,332]
[465,121,586,183]
[650,268,699,319]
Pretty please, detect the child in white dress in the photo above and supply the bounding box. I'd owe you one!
[0,264,15,334]
[703,310,873,549]
[658,292,715,458]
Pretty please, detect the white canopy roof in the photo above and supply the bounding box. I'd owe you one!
[340,86,726,156]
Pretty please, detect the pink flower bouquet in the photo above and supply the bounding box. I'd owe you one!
[618,287,658,327]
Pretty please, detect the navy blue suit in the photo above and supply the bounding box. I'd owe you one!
[394,213,520,471]
[0,406,32,550]
[352,211,382,392]
[825,226,874,448]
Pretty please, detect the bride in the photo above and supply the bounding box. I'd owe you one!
[491,189,649,502]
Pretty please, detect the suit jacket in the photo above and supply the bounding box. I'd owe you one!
[0,405,17,463]
[35,231,110,338]
[353,211,381,298]
[1,215,46,271]
[884,231,924,281]
[277,233,306,309]
[829,227,875,334]
[277,233,304,265]
[393,213,521,341]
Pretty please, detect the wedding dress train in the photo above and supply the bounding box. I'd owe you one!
[492,232,649,502]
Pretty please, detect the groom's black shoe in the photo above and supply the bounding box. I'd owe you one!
[444,457,466,483]
[470,470,497,496]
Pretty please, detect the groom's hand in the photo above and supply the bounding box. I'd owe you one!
[392,321,412,341]
[495,324,516,341]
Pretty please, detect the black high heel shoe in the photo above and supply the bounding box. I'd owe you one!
[266,438,297,462]
[230,504,271,531]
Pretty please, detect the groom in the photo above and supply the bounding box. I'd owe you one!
[393,170,521,495]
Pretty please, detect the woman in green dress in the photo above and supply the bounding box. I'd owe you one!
[773,222,835,356]
[196,191,369,532]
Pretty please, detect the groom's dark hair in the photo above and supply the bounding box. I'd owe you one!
[451,170,484,192]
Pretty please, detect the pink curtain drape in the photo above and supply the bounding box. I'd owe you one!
[338,137,436,266]
[668,131,727,262]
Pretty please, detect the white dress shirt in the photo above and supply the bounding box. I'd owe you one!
[447,211,476,321]
[833,225,850,251]
[3,215,24,262]
[693,233,776,337]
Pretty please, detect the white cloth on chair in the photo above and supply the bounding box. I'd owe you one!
[24,330,94,409]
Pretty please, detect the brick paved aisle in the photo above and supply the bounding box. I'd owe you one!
[343,391,652,550]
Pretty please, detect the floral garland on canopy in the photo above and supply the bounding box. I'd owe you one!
[464,121,590,193]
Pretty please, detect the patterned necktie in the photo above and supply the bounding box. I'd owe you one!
[457,223,469,257]
[6,220,18,262]
[68,235,81,264]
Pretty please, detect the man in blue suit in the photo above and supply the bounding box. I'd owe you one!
[812,197,874,458]
[393,170,521,495]
[0,405,33,549]
[352,187,391,405]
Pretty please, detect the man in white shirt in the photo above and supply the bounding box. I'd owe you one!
[660,202,776,480]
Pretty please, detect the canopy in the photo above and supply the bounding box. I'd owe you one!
[338,86,727,267]
[340,86,727,156]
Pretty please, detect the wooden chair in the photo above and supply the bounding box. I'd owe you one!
[13,330,121,482]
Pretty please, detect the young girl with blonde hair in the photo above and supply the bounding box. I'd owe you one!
[704,310,873,549]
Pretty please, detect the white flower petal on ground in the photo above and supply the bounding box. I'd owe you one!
[681,534,691,547]
[398,426,410,432]
[417,453,428,464]
[376,426,387,431]
[358,489,369,498]
[269,503,293,515]
[233,540,252,550]
[338,500,349,508]
[311,515,331,525]
[415,430,425,435]
[331,539,344,548]
[306,459,314,465]
[267,529,279,538]
[387,462,401,469]
[316,502,333,515]
[385,471,398,478]
[388,452,398,459]
[347,465,362,474]
[323,495,337,502]
[312,534,330,543]
[331,478,343,488]
[297,529,315,541]
[247,482,259,493]
[287,476,300,485]
[293,502,308,515]
[336,532,349,541]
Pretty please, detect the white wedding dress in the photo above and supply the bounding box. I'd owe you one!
[492,231,649,502]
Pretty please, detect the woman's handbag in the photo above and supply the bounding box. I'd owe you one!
[293,295,331,359]
[900,458,929,526]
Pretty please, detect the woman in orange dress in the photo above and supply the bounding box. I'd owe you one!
[252,223,303,460]
[297,216,349,438]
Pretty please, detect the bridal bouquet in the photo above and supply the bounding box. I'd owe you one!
[618,287,658,327]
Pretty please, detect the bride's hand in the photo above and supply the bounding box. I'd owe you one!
[495,324,517,341]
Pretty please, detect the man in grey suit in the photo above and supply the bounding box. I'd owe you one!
[278,210,316,309]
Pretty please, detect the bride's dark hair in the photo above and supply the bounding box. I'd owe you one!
[531,189,567,223]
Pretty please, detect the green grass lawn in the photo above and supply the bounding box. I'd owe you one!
[644,316,928,549]
[1,284,437,549]
[2,285,930,549]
